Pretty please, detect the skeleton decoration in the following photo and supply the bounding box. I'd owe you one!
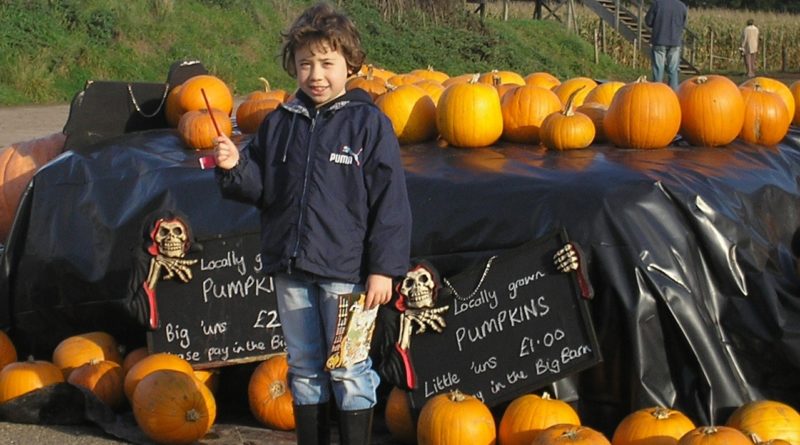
[396,261,449,353]
[142,216,198,329]
[553,242,594,299]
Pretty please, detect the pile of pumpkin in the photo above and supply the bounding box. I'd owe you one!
[170,67,800,154]
[0,329,294,445]
[385,387,800,445]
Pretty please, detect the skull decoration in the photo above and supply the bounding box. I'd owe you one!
[153,218,190,258]
[399,265,436,309]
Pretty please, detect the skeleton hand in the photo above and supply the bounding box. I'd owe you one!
[155,255,198,283]
[554,243,579,273]
[406,305,450,334]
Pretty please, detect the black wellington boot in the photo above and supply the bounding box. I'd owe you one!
[337,408,373,445]
[294,403,331,445]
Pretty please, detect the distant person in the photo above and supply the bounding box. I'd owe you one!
[645,0,688,91]
[741,19,759,78]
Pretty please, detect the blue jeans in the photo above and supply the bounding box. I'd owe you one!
[273,271,378,410]
[651,45,681,91]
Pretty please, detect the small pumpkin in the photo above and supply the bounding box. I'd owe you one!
[414,79,446,106]
[584,81,625,107]
[442,73,475,88]
[417,389,496,445]
[245,77,290,103]
[525,72,561,90]
[540,88,596,151]
[67,359,125,410]
[387,73,426,87]
[178,108,234,151]
[193,368,220,395]
[499,392,582,445]
[0,357,64,403]
[52,331,122,379]
[604,76,682,150]
[479,69,526,87]
[385,386,416,444]
[726,400,800,445]
[611,406,695,445]
[738,84,791,146]
[532,423,611,445]
[122,346,149,376]
[0,330,17,371]
[790,79,800,126]
[436,73,504,148]
[677,426,751,445]
[346,67,389,101]
[165,84,185,127]
[248,354,295,431]
[501,84,563,144]
[677,75,745,147]
[132,369,216,445]
[235,98,281,134]
[740,76,795,126]
[376,84,437,144]
[124,352,195,402]
[410,65,450,84]
[576,102,608,144]
[553,77,598,108]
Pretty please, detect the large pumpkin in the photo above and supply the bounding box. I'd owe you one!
[0,330,17,371]
[417,389,496,445]
[740,76,795,126]
[525,72,561,90]
[532,423,611,445]
[576,102,608,144]
[726,400,800,445]
[604,76,682,149]
[67,359,125,410]
[376,84,437,144]
[677,426,751,445]
[178,108,234,151]
[499,392,581,445]
[437,74,504,148]
[177,74,233,117]
[553,77,598,107]
[501,84,563,144]
[584,81,625,107]
[52,331,122,379]
[479,69,526,87]
[738,84,791,146]
[677,75,745,147]
[385,386,416,444]
[612,406,695,445]
[248,354,295,431]
[539,88,596,151]
[0,132,66,241]
[124,352,194,402]
[410,65,450,84]
[122,346,149,376]
[0,358,64,403]
[132,369,216,445]
[235,98,281,134]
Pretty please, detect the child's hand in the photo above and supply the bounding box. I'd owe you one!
[365,274,392,309]
[213,135,240,170]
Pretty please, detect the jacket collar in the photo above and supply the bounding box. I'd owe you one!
[281,88,373,118]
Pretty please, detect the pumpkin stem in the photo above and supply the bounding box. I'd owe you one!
[258,77,272,92]
[469,73,481,84]
[185,408,201,422]
[427,64,435,71]
[492,75,502,87]
[541,391,553,400]
[652,407,673,420]
[561,428,579,440]
[749,432,763,444]
[636,75,648,83]
[448,389,468,402]
[695,75,708,84]
[269,380,286,399]
[563,86,586,116]
[699,426,719,435]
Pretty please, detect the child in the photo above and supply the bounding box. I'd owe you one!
[740,18,759,78]
[213,2,412,444]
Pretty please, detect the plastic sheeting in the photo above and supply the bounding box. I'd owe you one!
[2,128,800,432]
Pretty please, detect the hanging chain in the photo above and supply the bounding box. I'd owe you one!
[128,82,170,118]
[442,255,497,301]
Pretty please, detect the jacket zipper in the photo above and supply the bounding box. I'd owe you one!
[289,111,318,270]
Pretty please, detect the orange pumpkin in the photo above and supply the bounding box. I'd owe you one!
[178,108,234,151]
[0,132,66,240]
[0,330,17,371]
[740,77,795,126]
[576,102,608,144]
[479,69,526,87]
[525,72,561,90]
[235,98,281,134]
[387,73,426,87]
[358,64,396,82]
[248,354,295,431]
[726,400,800,445]
[499,392,581,445]
[677,426,751,445]
[436,74,503,148]
[132,369,216,445]
[442,73,476,88]
[177,74,233,118]
[604,76,682,149]
[376,84,437,144]
[501,84,563,144]
[165,84,185,127]
[677,75,745,147]
[414,79,447,106]
[385,387,416,444]
[790,80,800,126]
[612,406,695,445]
[68,359,125,410]
[410,65,450,84]
[532,423,611,445]
[417,389,496,445]
[584,81,625,107]
[540,88,596,151]
[124,352,194,402]
[52,331,122,379]
[553,77,598,107]
[346,66,389,100]
[245,77,290,103]
[0,358,64,403]
[739,84,791,146]
[193,368,220,395]
[122,346,149,376]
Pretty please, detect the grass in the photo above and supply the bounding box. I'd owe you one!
[0,0,643,106]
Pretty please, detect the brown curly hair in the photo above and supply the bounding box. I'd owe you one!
[281,2,366,78]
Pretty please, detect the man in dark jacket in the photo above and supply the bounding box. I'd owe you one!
[645,0,688,91]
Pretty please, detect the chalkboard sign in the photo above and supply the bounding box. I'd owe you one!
[408,229,601,409]
[147,233,285,368]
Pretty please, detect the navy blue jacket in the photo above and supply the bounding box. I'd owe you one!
[645,0,687,47]
[215,88,412,283]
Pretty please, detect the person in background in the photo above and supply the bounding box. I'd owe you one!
[645,0,688,91]
[741,18,759,78]
[212,2,412,444]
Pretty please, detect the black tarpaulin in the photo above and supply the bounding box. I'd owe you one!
[1,127,799,432]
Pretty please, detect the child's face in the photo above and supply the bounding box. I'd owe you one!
[294,41,350,107]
